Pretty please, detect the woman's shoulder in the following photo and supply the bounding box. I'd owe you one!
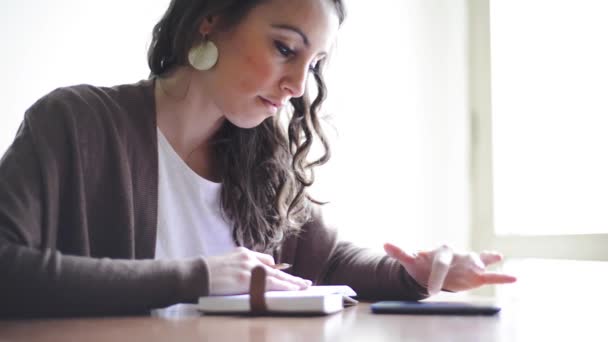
[24,79,155,126]
[22,79,157,157]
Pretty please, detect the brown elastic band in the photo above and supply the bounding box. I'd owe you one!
[249,266,268,314]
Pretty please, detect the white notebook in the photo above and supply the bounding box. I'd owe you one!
[198,285,358,315]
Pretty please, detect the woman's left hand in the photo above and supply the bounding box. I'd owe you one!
[383,242,517,296]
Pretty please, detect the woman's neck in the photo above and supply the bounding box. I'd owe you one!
[154,67,225,181]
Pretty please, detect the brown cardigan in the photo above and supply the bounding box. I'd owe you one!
[0,79,427,317]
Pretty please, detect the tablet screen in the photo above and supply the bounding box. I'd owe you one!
[371,301,501,316]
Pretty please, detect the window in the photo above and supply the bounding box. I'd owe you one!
[491,0,608,236]
[470,0,608,260]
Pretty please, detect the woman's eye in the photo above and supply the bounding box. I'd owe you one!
[274,41,294,57]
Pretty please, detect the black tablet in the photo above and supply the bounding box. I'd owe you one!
[371,301,501,316]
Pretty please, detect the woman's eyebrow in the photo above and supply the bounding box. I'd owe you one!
[271,24,328,57]
[271,24,310,46]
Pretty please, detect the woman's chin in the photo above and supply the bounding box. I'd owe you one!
[227,114,272,129]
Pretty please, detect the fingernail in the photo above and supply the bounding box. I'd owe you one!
[427,286,440,296]
[272,263,291,270]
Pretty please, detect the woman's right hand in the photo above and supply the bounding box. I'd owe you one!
[205,247,312,295]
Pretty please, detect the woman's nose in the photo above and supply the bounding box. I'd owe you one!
[280,64,308,98]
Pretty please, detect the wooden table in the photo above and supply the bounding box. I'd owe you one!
[0,299,604,342]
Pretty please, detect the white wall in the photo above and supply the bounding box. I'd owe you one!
[0,0,169,151]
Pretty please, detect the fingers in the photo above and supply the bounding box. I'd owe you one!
[476,253,515,284]
[250,251,276,267]
[383,242,417,264]
[479,251,503,266]
[478,272,517,284]
[262,264,311,290]
[234,247,311,290]
[266,274,307,291]
[427,246,454,296]
[468,252,486,270]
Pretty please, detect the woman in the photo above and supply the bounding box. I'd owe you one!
[0,0,515,317]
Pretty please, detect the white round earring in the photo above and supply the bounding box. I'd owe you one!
[188,38,218,71]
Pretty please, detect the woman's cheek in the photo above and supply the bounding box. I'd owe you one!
[239,53,276,92]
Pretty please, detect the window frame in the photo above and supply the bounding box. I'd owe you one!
[468,0,608,261]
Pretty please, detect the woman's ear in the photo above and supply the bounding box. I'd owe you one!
[199,15,219,36]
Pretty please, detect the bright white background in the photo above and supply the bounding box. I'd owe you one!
[313,0,469,252]
[472,0,608,304]
[491,0,608,236]
[0,0,471,253]
[0,0,168,149]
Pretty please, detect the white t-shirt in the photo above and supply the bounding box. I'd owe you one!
[155,128,236,260]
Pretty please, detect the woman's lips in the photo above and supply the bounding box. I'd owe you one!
[259,96,280,113]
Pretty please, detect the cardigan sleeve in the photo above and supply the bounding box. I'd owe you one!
[286,207,429,301]
[0,94,209,317]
